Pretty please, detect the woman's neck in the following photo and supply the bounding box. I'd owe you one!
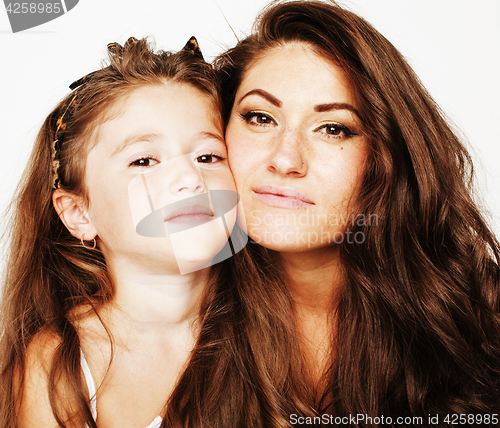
[279,245,342,314]
[277,246,342,389]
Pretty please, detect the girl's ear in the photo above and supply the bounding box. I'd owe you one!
[52,189,98,241]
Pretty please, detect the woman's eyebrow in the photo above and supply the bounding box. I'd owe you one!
[236,89,282,107]
[315,102,361,119]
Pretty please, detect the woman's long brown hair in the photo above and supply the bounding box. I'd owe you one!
[0,37,301,427]
[215,0,500,424]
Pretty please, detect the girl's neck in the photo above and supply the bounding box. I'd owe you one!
[102,257,210,344]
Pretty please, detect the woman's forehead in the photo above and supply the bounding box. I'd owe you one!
[237,42,357,108]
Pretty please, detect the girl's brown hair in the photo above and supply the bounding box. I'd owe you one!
[215,0,500,423]
[0,37,282,427]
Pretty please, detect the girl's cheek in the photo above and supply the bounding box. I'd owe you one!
[227,135,251,165]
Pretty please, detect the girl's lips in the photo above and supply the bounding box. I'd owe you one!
[253,185,314,209]
[164,204,213,224]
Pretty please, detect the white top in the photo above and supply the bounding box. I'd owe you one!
[80,350,163,428]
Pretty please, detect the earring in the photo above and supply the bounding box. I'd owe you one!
[80,233,96,250]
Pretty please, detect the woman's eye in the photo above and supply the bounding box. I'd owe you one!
[316,123,357,139]
[196,154,223,164]
[130,157,159,167]
[241,112,276,126]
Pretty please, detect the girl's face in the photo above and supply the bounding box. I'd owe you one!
[226,42,369,253]
[84,82,237,274]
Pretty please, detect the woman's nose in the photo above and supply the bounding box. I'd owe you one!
[168,157,206,194]
[267,128,307,176]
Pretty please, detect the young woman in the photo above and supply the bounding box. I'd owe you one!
[216,0,500,424]
[0,36,256,428]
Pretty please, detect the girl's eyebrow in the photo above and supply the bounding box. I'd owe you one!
[194,131,225,144]
[112,133,161,157]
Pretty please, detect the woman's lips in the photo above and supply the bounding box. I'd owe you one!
[164,204,213,224]
[253,185,314,209]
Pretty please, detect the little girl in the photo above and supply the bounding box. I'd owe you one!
[0,37,245,428]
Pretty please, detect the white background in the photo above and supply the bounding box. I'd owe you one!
[1,0,499,257]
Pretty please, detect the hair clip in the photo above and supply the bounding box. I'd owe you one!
[69,70,98,91]
[181,36,204,60]
[52,69,96,189]
[51,92,78,189]
[125,36,139,48]
[107,41,123,55]
[107,37,139,56]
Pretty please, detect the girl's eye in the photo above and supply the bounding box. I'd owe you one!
[196,154,224,164]
[316,123,357,139]
[130,157,159,167]
[241,111,276,126]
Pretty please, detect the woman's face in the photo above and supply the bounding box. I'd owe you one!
[84,83,238,274]
[226,42,369,253]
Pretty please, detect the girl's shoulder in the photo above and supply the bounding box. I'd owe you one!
[18,307,108,427]
[22,327,63,388]
[68,302,113,355]
[17,329,69,427]
[68,303,113,388]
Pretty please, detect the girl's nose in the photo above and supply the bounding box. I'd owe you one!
[168,156,206,195]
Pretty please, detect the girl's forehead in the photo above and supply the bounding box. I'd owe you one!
[95,82,216,123]
[89,84,223,153]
